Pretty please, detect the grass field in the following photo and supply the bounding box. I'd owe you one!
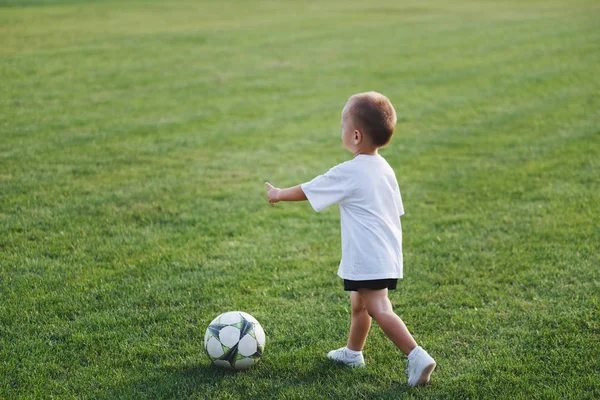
[1,0,600,398]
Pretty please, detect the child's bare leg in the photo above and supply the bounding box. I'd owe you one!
[347,291,372,351]
[358,288,417,356]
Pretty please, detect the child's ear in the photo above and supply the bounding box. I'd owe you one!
[354,130,362,144]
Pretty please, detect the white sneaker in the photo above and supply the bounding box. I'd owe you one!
[406,347,436,387]
[327,347,365,367]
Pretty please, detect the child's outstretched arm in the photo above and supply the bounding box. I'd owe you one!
[265,182,307,204]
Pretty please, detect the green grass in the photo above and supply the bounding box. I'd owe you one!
[1,0,599,398]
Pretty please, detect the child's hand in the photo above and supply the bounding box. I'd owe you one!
[265,182,281,204]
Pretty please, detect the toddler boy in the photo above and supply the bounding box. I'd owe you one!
[265,92,436,387]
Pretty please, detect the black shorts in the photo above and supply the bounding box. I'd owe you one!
[344,279,398,292]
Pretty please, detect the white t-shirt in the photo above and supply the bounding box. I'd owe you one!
[301,154,404,281]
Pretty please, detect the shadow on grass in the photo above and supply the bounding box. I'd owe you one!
[104,359,332,399]
[105,362,240,399]
[106,358,418,399]
[105,354,429,399]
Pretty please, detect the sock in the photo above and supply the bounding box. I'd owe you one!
[408,346,421,361]
[345,347,362,356]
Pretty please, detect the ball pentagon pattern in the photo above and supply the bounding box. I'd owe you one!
[204,311,265,370]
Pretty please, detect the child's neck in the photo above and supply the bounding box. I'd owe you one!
[354,147,379,156]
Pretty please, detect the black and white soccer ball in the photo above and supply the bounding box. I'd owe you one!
[204,311,265,370]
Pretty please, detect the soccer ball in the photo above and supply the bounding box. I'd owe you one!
[204,311,265,370]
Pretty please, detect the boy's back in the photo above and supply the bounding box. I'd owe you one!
[301,154,404,281]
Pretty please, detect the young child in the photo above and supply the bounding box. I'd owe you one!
[264,92,436,387]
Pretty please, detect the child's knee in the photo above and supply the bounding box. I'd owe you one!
[351,303,367,315]
[365,307,380,320]
[365,302,393,320]
[367,308,393,322]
